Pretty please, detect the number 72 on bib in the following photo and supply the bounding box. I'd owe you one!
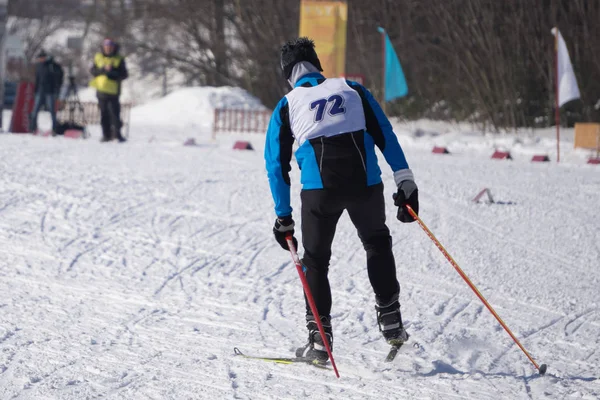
[310,94,346,122]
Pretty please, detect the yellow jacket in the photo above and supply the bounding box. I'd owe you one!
[89,53,126,95]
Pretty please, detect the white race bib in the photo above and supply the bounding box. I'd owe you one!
[285,78,366,145]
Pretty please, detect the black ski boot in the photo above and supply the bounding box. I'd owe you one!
[376,300,409,346]
[295,314,333,362]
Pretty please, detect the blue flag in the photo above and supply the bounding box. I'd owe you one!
[377,27,408,102]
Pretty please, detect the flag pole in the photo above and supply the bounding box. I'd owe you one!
[381,28,386,113]
[554,28,560,163]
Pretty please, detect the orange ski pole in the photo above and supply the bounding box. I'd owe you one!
[404,205,547,375]
[286,234,340,378]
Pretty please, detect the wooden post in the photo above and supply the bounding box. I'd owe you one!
[212,108,219,140]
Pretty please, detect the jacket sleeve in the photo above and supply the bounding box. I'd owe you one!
[107,58,128,81]
[349,81,414,185]
[264,98,295,217]
[90,66,104,76]
[54,62,64,89]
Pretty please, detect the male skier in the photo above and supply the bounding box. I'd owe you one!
[265,37,419,362]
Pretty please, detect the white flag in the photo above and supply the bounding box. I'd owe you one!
[551,28,581,107]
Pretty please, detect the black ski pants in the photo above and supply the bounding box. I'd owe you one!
[300,182,400,318]
[97,93,123,140]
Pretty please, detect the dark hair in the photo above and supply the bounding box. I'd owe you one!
[280,37,323,79]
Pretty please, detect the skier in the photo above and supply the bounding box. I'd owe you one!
[265,37,419,362]
[89,38,128,142]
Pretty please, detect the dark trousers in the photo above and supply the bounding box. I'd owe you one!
[300,183,400,317]
[97,93,122,140]
[29,92,58,132]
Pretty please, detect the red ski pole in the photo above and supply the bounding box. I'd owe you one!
[286,234,340,378]
[404,205,547,375]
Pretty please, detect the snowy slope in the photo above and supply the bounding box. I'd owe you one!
[127,86,266,145]
[390,119,593,165]
[1,91,599,399]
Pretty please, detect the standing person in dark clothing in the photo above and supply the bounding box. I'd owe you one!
[89,38,128,142]
[29,50,64,134]
[265,38,419,362]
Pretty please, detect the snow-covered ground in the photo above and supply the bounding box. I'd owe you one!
[0,88,599,399]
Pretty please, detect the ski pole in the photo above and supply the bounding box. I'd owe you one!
[404,205,547,375]
[286,234,340,378]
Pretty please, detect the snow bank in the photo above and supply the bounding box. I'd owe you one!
[390,118,588,164]
[131,86,265,126]
[127,86,266,143]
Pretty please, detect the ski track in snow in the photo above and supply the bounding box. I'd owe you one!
[0,132,599,399]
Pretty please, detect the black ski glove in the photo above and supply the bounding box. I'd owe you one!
[393,180,419,223]
[273,216,298,251]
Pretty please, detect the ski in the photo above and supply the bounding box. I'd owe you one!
[233,347,329,369]
[385,342,405,362]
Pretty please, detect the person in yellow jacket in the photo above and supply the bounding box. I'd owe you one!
[89,38,128,142]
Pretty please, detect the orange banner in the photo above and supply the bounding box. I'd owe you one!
[299,1,347,78]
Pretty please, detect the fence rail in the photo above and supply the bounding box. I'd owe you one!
[213,108,271,138]
[57,101,132,137]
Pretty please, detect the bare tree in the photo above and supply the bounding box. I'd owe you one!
[10,0,599,128]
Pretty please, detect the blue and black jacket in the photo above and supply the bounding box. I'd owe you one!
[265,73,413,217]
